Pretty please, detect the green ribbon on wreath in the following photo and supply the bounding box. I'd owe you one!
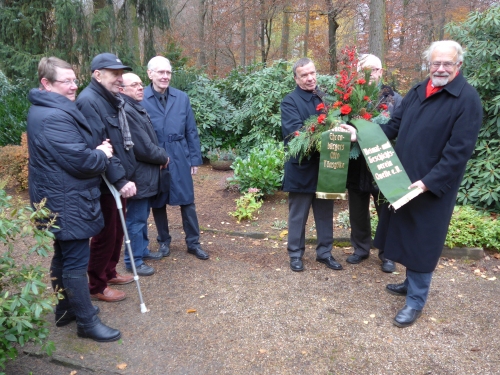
[316,127,351,200]
[350,118,423,210]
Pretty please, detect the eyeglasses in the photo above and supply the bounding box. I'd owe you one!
[54,79,80,86]
[152,70,172,77]
[121,82,145,88]
[430,61,459,69]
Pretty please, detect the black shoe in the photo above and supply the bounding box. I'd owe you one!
[290,257,304,272]
[386,283,408,296]
[77,319,121,342]
[143,251,163,261]
[126,263,155,276]
[187,247,209,260]
[316,256,343,270]
[346,254,369,264]
[159,243,170,257]
[55,306,100,327]
[393,305,422,328]
[381,259,396,273]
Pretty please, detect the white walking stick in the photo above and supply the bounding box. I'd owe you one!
[102,174,148,313]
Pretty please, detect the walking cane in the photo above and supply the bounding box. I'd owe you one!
[102,174,148,313]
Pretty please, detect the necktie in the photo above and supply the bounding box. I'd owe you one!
[160,95,167,108]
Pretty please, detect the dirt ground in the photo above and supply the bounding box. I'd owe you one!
[5,164,500,375]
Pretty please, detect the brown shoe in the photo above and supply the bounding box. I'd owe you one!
[91,287,126,302]
[108,273,134,285]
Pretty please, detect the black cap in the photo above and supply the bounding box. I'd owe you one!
[91,53,132,72]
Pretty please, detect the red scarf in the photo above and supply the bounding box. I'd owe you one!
[426,80,441,97]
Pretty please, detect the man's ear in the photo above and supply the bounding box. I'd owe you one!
[40,77,52,91]
[94,70,102,82]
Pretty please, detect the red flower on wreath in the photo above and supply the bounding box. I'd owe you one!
[294,131,299,136]
[340,104,352,115]
[358,79,366,85]
[317,114,326,124]
[363,96,370,101]
[362,113,372,120]
[316,103,325,111]
[379,103,388,110]
[310,125,316,132]
[333,101,343,108]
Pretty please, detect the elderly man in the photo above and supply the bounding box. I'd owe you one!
[346,54,402,273]
[281,57,342,272]
[118,73,169,276]
[76,53,149,302]
[141,56,208,260]
[27,56,120,341]
[346,41,482,327]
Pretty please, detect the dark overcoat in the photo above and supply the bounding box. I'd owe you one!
[141,84,202,206]
[374,74,483,272]
[76,79,137,192]
[281,86,324,193]
[27,89,109,241]
[122,94,169,200]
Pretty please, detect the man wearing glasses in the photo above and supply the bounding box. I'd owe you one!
[118,73,169,276]
[368,40,482,327]
[141,56,208,261]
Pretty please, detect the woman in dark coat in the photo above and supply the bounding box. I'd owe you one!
[27,57,120,342]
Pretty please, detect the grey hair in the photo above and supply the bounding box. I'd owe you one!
[147,56,171,70]
[293,58,313,77]
[423,40,464,63]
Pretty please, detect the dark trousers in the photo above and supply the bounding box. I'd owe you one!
[51,239,91,314]
[348,188,384,260]
[88,193,126,295]
[287,192,334,259]
[152,202,200,250]
[403,269,433,310]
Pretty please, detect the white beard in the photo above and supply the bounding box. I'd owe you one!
[431,74,450,87]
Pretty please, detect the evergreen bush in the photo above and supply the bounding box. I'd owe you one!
[0,72,30,146]
[446,6,500,212]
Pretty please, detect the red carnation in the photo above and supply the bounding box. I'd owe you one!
[363,96,370,101]
[358,79,366,85]
[310,126,316,132]
[294,131,299,136]
[340,105,352,115]
[379,104,388,110]
[333,101,343,108]
[343,94,350,101]
[317,114,326,124]
[362,113,372,120]
[316,103,325,111]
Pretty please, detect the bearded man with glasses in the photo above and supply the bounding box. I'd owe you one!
[351,40,482,328]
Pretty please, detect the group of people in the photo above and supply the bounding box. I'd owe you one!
[282,40,482,328]
[27,54,207,342]
[27,39,482,343]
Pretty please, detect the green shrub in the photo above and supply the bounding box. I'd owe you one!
[445,205,500,250]
[228,188,263,222]
[446,6,500,212]
[0,72,30,146]
[227,141,284,195]
[0,185,58,373]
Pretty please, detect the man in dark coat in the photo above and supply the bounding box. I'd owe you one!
[373,40,483,327]
[119,73,169,276]
[281,57,342,272]
[346,53,403,273]
[141,56,208,260]
[28,56,120,342]
[76,53,144,302]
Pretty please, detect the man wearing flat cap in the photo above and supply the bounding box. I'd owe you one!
[77,53,162,302]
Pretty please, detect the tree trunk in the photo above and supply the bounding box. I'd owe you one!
[241,0,246,67]
[326,0,339,74]
[304,0,310,57]
[281,7,290,60]
[368,0,385,64]
[198,0,207,67]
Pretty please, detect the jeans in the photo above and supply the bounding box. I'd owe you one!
[124,198,151,268]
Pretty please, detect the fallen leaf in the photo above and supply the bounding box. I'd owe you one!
[322,298,326,301]
[279,230,288,238]
[70,371,77,375]
[369,314,375,318]
[438,265,445,269]
[470,347,481,352]
[259,349,267,354]
[494,253,500,259]
[458,294,463,298]
[430,331,436,336]
[481,275,487,278]
[275,301,280,305]
[352,275,357,279]
[275,268,281,271]
[485,256,491,261]
[488,276,497,281]
[117,363,127,370]
[473,269,481,275]
[387,338,393,343]
[375,280,381,283]
[430,317,437,322]
[393,272,400,275]
[302,351,307,355]
[199,295,205,299]
[80,356,83,359]
[363,321,368,324]
[187,309,197,313]
[450,278,455,282]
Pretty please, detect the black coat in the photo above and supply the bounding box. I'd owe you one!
[27,89,109,240]
[122,94,169,200]
[76,79,136,192]
[281,86,324,193]
[374,74,483,272]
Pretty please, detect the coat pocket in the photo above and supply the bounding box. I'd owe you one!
[77,187,102,221]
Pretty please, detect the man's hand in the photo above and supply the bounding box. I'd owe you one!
[96,139,113,158]
[119,181,137,198]
[161,157,170,169]
[409,180,428,192]
[340,124,357,142]
[191,166,198,175]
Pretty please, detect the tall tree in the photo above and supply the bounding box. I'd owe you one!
[368,0,385,63]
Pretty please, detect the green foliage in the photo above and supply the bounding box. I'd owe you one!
[187,76,239,154]
[445,205,500,251]
[336,209,351,229]
[207,148,237,162]
[0,186,58,372]
[227,141,285,195]
[446,6,500,212]
[228,188,263,222]
[0,72,30,146]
